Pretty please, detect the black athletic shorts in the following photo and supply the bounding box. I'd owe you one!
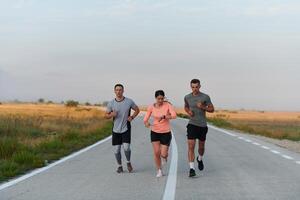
[186,124,208,141]
[151,131,172,146]
[112,129,131,145]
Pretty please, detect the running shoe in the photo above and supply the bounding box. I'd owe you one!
[127,162,133,173]
[117,166,123,173]
[189,168,196,177]
[197,156,204,171]
[156,169,163,178]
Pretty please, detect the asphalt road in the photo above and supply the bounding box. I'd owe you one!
[1,117,300,200]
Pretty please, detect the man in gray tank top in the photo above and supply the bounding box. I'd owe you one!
[184,79,214,177]
[105,84,140,173]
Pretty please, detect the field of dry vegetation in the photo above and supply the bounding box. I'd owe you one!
[0,103,112,183]
[176,108,300,141]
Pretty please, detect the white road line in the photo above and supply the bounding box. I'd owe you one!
[281,155,294,160]
[162,131,178,200]
[270,150,280,154]
[252,142,261,146]
[0,135,112,191]
[208,125,237,137]
[261,146,270,150]
[187,121,300,166]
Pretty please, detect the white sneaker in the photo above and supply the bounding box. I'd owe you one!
[156,169,163,178]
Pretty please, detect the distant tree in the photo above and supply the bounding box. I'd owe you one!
[102,101,109,107]
[47,100,54,104]
[0,102,2,105]
[85,102,91,106]
[65,100,79,107]
[14,99,21,103]
[38,98,45,103]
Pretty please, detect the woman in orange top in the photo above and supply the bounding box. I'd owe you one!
[144,90,177,177]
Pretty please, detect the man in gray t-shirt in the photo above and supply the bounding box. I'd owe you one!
[184,79,214,177]
[105,84,140,173]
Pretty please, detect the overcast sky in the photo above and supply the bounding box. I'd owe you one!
[0,0,299,111]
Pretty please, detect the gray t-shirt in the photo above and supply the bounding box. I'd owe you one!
[184,92,212,127]
[106,97,137,133]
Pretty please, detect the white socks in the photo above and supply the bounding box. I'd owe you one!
[189,162,195,169]
[190,156,203,169]
[197,155,203,161]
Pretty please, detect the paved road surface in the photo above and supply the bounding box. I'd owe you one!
[1,117,300,200]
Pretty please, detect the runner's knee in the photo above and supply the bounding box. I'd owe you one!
[188,144,195,151]
[154,149,160,157]
[123,143,131,152]
[114,145,121,154]
[161,152,168,159]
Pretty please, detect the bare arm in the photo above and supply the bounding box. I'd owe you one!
[197,103,214,113]
[206,103,215,113]
[128,106,140,122]
[143,106,152,127]
[105,111,117,119]
[184,98,194,117]
[166,104,177,119]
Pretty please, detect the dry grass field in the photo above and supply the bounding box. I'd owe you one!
[176,108,300,141]
[0,103,112,182]
[207,110,300,122]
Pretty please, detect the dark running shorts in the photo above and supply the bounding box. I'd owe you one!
[112,129,131,145]
[151,131,172,146]
[186,124,208,141]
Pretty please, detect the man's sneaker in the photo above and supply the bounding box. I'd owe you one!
[116,166,123,173]
[156,169,163,178]
[189,168,196,177]
[127,162,133,173]
[197,156,204,171]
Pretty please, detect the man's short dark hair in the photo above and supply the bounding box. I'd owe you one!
[190,79,200,85]
[114,84,124,89]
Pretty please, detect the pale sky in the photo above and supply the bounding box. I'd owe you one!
[0,0,300,111]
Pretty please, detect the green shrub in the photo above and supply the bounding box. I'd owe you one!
[12,150,43,167]
[0,160,19,178]
[37,140,65,153]
[0,138,20,159]
[65,100,79,107]
[38,98,45,103]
